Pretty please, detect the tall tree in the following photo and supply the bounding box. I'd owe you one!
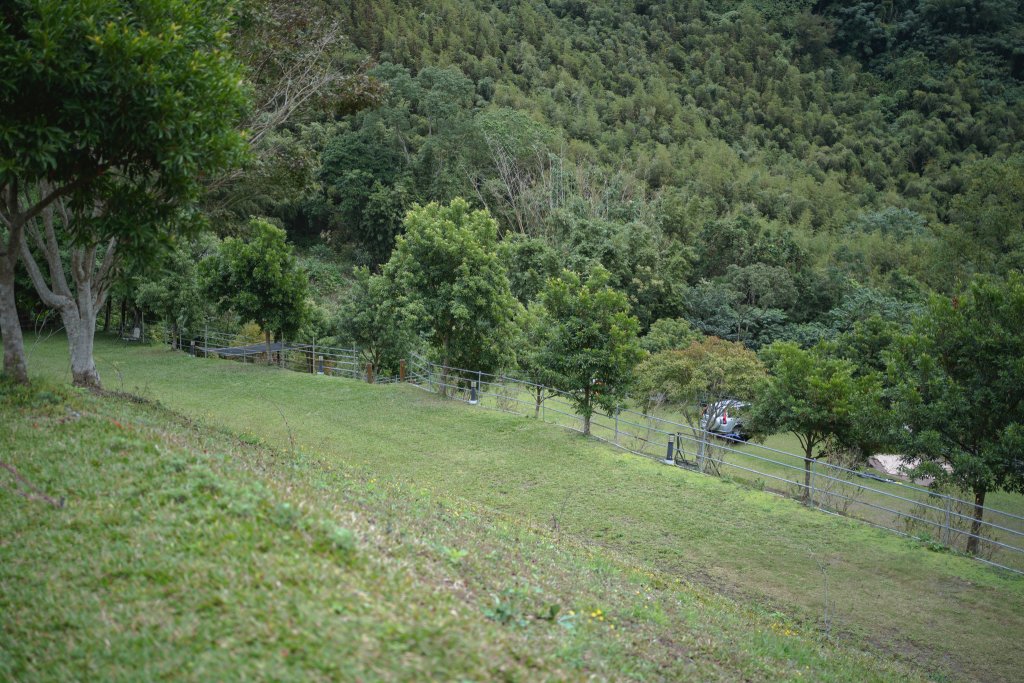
[203,219,310,360]
[135,234,220,348]
[537,266,643,436]
[336,266,413,375]
[0,0,248,386]
[888,274,1024,554]
[383,198,517,387]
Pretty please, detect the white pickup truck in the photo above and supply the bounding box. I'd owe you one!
[700,399,750,442]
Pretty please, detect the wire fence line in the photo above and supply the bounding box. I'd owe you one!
[157,326,1024,575]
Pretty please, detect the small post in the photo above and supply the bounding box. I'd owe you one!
[318,355,324,375]
[399,359,406,382]
[311,339,316,374]
[809,461,817,508]
[469,381,478,404]
[366,362,374,384]
[203,324,208,357]
[614,410,620,445]
[279,337,285,368]
[189,340,196,357]
[943,496,953,547]
[664,437,675,465]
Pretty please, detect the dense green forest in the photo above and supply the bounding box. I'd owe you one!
[205,0,1022,348]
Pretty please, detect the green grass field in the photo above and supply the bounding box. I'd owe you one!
[12,334,1024,681]
[399,363,1024,569]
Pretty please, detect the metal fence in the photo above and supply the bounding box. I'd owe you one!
[159,327,1024,575]
[404,353,1024,576]
[165,328,373,381]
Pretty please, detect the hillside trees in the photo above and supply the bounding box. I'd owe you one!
[887,274,1024,554]
[203,0,380,223]
[536,267,643,436]
[383,199,518,387]
[752,343,888,503]
[203,219,310,361]
[0,0,248,387]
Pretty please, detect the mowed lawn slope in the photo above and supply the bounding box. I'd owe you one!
[1,378,915,681]
[26,335,1024,681]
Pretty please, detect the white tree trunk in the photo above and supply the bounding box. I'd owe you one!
[19,196,117,390]
[64,303,101,388]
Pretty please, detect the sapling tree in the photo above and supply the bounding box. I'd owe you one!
[537,267,643,436]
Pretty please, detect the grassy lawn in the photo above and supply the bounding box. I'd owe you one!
[21,334,1024,681]
[1,370,917,681]
[454,376,1024,567]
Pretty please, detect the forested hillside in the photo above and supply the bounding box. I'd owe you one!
[219,0,1022,347]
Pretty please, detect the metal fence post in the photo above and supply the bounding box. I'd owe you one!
[944,496,953,547]
[614,409,620,445]
[809,460,817,509]
[664,437,674,465]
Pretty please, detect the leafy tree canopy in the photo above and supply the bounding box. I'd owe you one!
[383,198,518,374]
[536,266,643,434]
[887,273,1024,552]
[203,218,310,352]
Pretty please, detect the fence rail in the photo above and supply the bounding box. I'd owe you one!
[158,326,1024,575]
[403,353,1024,575]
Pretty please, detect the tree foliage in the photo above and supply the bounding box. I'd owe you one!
[0,0,248,385]
[887,274,1024,553]
[383,198,517,376]
[752,342,887,502]
[135,234,219,345]
[335,266,413,375]
[203,219,310,356]
[635,336,766,469]
[535,266,643,435]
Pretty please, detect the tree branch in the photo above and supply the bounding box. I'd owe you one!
[0,461,65,509]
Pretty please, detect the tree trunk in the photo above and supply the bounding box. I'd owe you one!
[65,306,101,389]
[18,206,117,390]
[171,321,179,350]
[535,385,542,419]
[0,267,28,384]
[803,443,814,505]
[119,297,127,336]
[582,385,592,435]
[265,328,272,364]
[966,488,987,555]
[102,297,112,333]
[0,216,28,384]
